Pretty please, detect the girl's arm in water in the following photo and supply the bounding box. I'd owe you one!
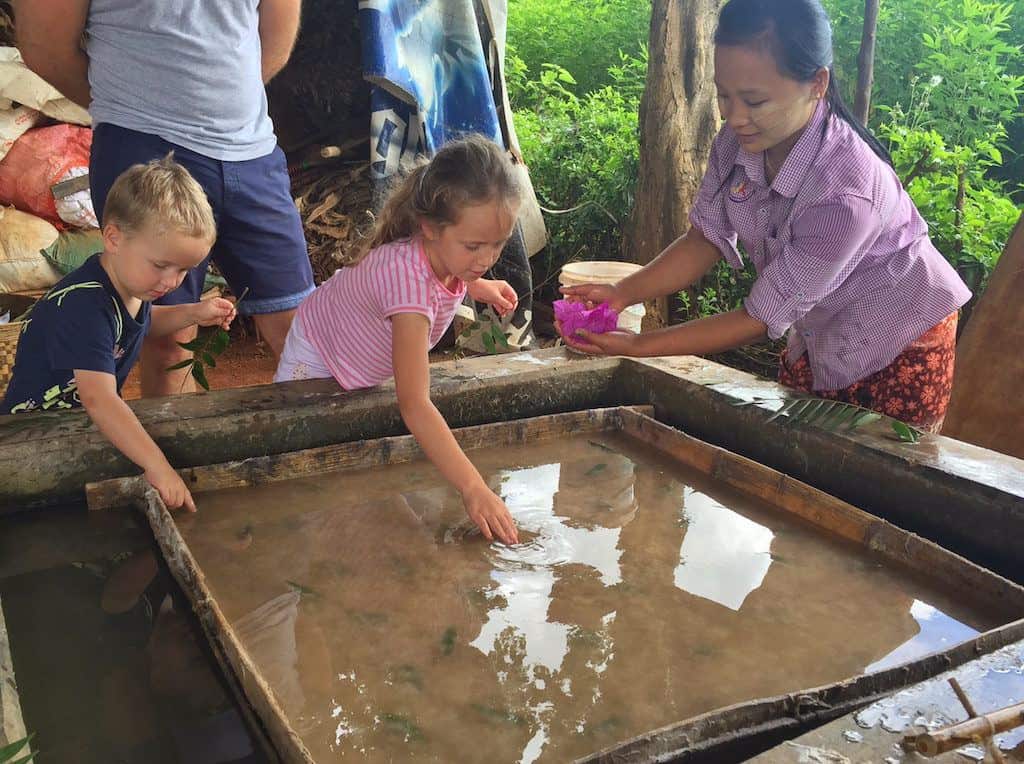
[390,313,519,545]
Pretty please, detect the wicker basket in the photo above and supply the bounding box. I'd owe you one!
[0,292,40,399]
[0,319,22,396]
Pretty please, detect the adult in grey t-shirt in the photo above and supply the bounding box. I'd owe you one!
[86,0,277,161]
[18,0,314,397]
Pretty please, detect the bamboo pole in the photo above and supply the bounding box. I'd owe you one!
[0,595,27,747]
[910,682,1021,758]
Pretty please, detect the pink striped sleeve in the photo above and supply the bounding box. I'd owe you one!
[379,242,432,319]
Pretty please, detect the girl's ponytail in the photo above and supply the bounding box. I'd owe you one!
[825,68,892,165]
[355,135,522,264]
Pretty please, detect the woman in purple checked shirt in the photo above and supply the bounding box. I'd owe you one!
[559,0,971,432]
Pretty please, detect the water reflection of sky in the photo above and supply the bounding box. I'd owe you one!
[469,461,628,764]
[865,599,980,673]
[673,488,774,611]
[471,463,626,673]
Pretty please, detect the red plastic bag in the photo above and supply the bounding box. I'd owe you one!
[0,124,92,227]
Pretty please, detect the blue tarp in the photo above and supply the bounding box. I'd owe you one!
[357,0,537,349]
[359,0,504,179]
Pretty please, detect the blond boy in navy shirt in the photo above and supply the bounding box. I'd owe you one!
[2,156,235,511]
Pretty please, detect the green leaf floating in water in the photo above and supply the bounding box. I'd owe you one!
[346,609,388,626]
[285,580,319,597]
[440,626,457,655]
[386,664,424,691]
[379,713,425,742]
[470,703,528,727]
[590,715,626,737]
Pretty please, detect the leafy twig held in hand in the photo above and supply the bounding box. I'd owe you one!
[166,287,248,390]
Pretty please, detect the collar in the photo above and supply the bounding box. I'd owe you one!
[734,98,829,199]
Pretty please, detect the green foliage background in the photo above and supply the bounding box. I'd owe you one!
[509,0,1023,317]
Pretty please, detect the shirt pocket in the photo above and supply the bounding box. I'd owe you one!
[761,217,798,267]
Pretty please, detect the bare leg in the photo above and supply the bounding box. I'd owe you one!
[252,308,297,359]
[140,326,197,397]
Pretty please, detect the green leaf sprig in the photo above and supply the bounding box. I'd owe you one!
[166,287,248,391]
[765,397,924,443]
[459,308,512,355]
[0,735,35,764]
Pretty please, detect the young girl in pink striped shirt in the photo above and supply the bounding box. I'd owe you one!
[275,135,521,544]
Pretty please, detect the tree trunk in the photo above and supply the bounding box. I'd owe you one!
[624,0,721,325]
[854,0,880,125]
[943,211,1024,458]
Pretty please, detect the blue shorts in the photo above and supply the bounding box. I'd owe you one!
[89,123,315,314]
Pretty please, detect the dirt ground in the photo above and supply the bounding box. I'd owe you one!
[120,330,471,401]
[121,332,281,401]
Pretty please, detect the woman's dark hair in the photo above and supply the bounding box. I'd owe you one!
[715,0,892,166]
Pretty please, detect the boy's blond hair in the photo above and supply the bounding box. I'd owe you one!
[103,153,216,242]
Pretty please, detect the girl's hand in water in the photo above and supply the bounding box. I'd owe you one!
[467,278,518,317]
[558,283,627,313]
[461,484,519,544]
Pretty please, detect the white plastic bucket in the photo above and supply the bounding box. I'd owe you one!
[558,261,645,332]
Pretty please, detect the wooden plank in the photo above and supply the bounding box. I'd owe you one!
[129,407,1024,763]
[748,639,1024,764]
[0,595,27,747]
[618,409,1024,617]
[1,350,625,511]
[87,406,653,511]
[577,620,1024,764]
[139,488,301,764]
[6,344,1024,594]
[125,408,651,763]
[910,698,1024,756]
[621,358,1024,584]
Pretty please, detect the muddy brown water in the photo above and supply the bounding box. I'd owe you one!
[176,433,1001,763]
[0,507,267,763]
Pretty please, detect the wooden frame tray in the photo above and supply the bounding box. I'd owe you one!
[87,407,1024,763]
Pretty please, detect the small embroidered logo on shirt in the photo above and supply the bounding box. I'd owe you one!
[729,176,753,202]
[113,344,126,361]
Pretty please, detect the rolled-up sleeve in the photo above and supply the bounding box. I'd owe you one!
[744,195,879,340]
[688,133,743,269]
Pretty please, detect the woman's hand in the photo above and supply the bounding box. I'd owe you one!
[558,282,628,313]
[467,278,518,317]
[563,328,642,357]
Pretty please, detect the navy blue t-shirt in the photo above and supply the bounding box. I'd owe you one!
[1,255,151,414]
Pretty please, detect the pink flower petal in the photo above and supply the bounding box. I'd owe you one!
[554,300,620,337]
